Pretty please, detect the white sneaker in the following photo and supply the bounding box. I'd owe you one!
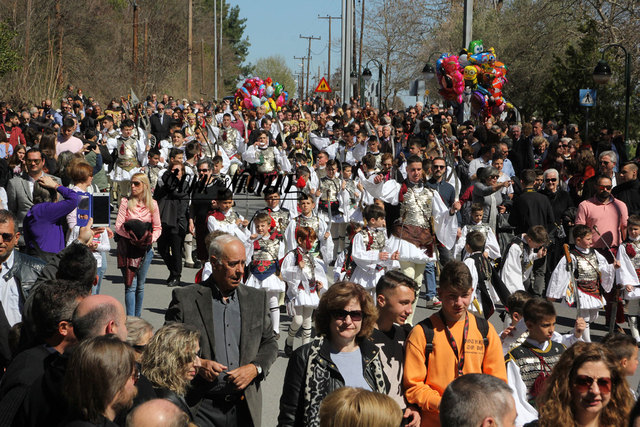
[426,296,441,307]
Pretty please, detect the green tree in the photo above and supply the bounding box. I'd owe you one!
[541,23,640,142]
[253,55,297,97]
[0,22,20,77]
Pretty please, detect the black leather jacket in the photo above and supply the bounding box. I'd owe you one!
[5,250,46,302]
[277,337,385,427]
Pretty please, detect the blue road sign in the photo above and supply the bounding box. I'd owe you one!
[579,89,596,107]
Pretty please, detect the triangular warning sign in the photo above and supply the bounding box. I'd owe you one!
[315,77,332,93]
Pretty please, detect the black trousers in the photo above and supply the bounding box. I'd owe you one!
[195,396,254,427]
[157,227,186,280]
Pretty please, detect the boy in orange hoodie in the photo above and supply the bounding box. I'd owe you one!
[403,260,507,427]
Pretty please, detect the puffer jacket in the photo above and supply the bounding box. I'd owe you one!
[277,336,387,427]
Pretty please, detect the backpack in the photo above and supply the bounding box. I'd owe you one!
[419,313,490,371]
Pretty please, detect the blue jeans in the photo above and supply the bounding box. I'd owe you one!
[423,262,437,299]
[123,247,154,316]
[93,252,107,295]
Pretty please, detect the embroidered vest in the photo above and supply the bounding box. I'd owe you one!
[509,341,565,405]
[117,137,140,171]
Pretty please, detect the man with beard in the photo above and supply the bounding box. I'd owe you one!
[612,161,640,216]
[63,335,138,426]
[576,175,628,330]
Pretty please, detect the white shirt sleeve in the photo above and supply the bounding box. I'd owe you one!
[506,359,539,425]
[501,245,526,294]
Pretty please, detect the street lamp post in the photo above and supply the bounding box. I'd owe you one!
[593,44,632,144]
[362,59,383,111]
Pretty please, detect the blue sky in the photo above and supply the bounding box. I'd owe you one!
[229,0,343,88]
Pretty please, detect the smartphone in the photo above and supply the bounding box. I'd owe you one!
[76,192,92,227]
[92,194,111,227]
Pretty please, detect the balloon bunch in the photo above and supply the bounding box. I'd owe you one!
[435,39,512,118]
[234,76,288,114]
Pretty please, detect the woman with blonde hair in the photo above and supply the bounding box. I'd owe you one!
[319,387,401,427]
[537,342,633,427]
[115,172,161,316]
[141,324,202,421]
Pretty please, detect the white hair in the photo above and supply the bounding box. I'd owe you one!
[599,150,617,165]
[208,234,242,264]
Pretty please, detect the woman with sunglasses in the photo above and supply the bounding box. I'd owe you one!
[278,281,386,427]
[536,342,632,427]
[141,324,202,421]
[115,173,161,316]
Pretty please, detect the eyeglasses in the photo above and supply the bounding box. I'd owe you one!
[0,232,15,242]
[545,178,558,183]
[573,375,611,394]
[560,144,569,147]
[432,165,446,170]
[598,185,612,190]
[330,309,364,321]
[131,181,143,187]
[25,159,41,164]
[489,175,499,179]
[198,169,209,173]
[599,160,611,165]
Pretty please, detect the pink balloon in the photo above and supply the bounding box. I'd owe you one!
[250,88,258,96]
[242,98,253,110]
[276,94,285,107]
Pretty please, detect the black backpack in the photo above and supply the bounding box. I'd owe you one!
[418,313,490,371]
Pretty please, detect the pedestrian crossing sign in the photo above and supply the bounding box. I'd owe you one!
[315,77,332,93]
[579,89,596,107]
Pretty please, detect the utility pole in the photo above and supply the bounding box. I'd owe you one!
[341,0,354,103]
[55,0,63,87]
[294,56,307,99]
[300,35,320,100]
[187,0,193,99]
[143,21,148,90]
[463,0,473,50]
[213,0,217,100]
[132,0,138,87]
[201,39,205,94]
[318,15,341,88]
[220,0,223,99]
[358,0,365,104]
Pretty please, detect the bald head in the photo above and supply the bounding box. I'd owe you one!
[126,399,188,427]
[72,295,127,342]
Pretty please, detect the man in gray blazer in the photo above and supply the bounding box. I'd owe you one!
[6,148,61,233]
[165,234,278,427]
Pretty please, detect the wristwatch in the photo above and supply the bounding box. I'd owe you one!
[252,362,262,377]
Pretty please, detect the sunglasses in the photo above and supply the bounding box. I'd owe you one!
[598,185,612,190]
[600,161,611,165]
[0,232,15,242]
[198,169,209,173]
[573,375,611,393]
[545,178,558,183]
[432,165,446,170]
[131,181,143,187]
[330,309,363,321]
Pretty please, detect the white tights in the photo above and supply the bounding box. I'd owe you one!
[287,306,314,346]
[268,291,281,335]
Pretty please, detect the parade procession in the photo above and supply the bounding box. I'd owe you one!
[0,0,639,426]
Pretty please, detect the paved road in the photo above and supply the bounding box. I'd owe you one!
[97,194,640,426]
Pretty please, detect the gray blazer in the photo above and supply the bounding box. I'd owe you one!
[165,278,278,426]
[6,173,61,228]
